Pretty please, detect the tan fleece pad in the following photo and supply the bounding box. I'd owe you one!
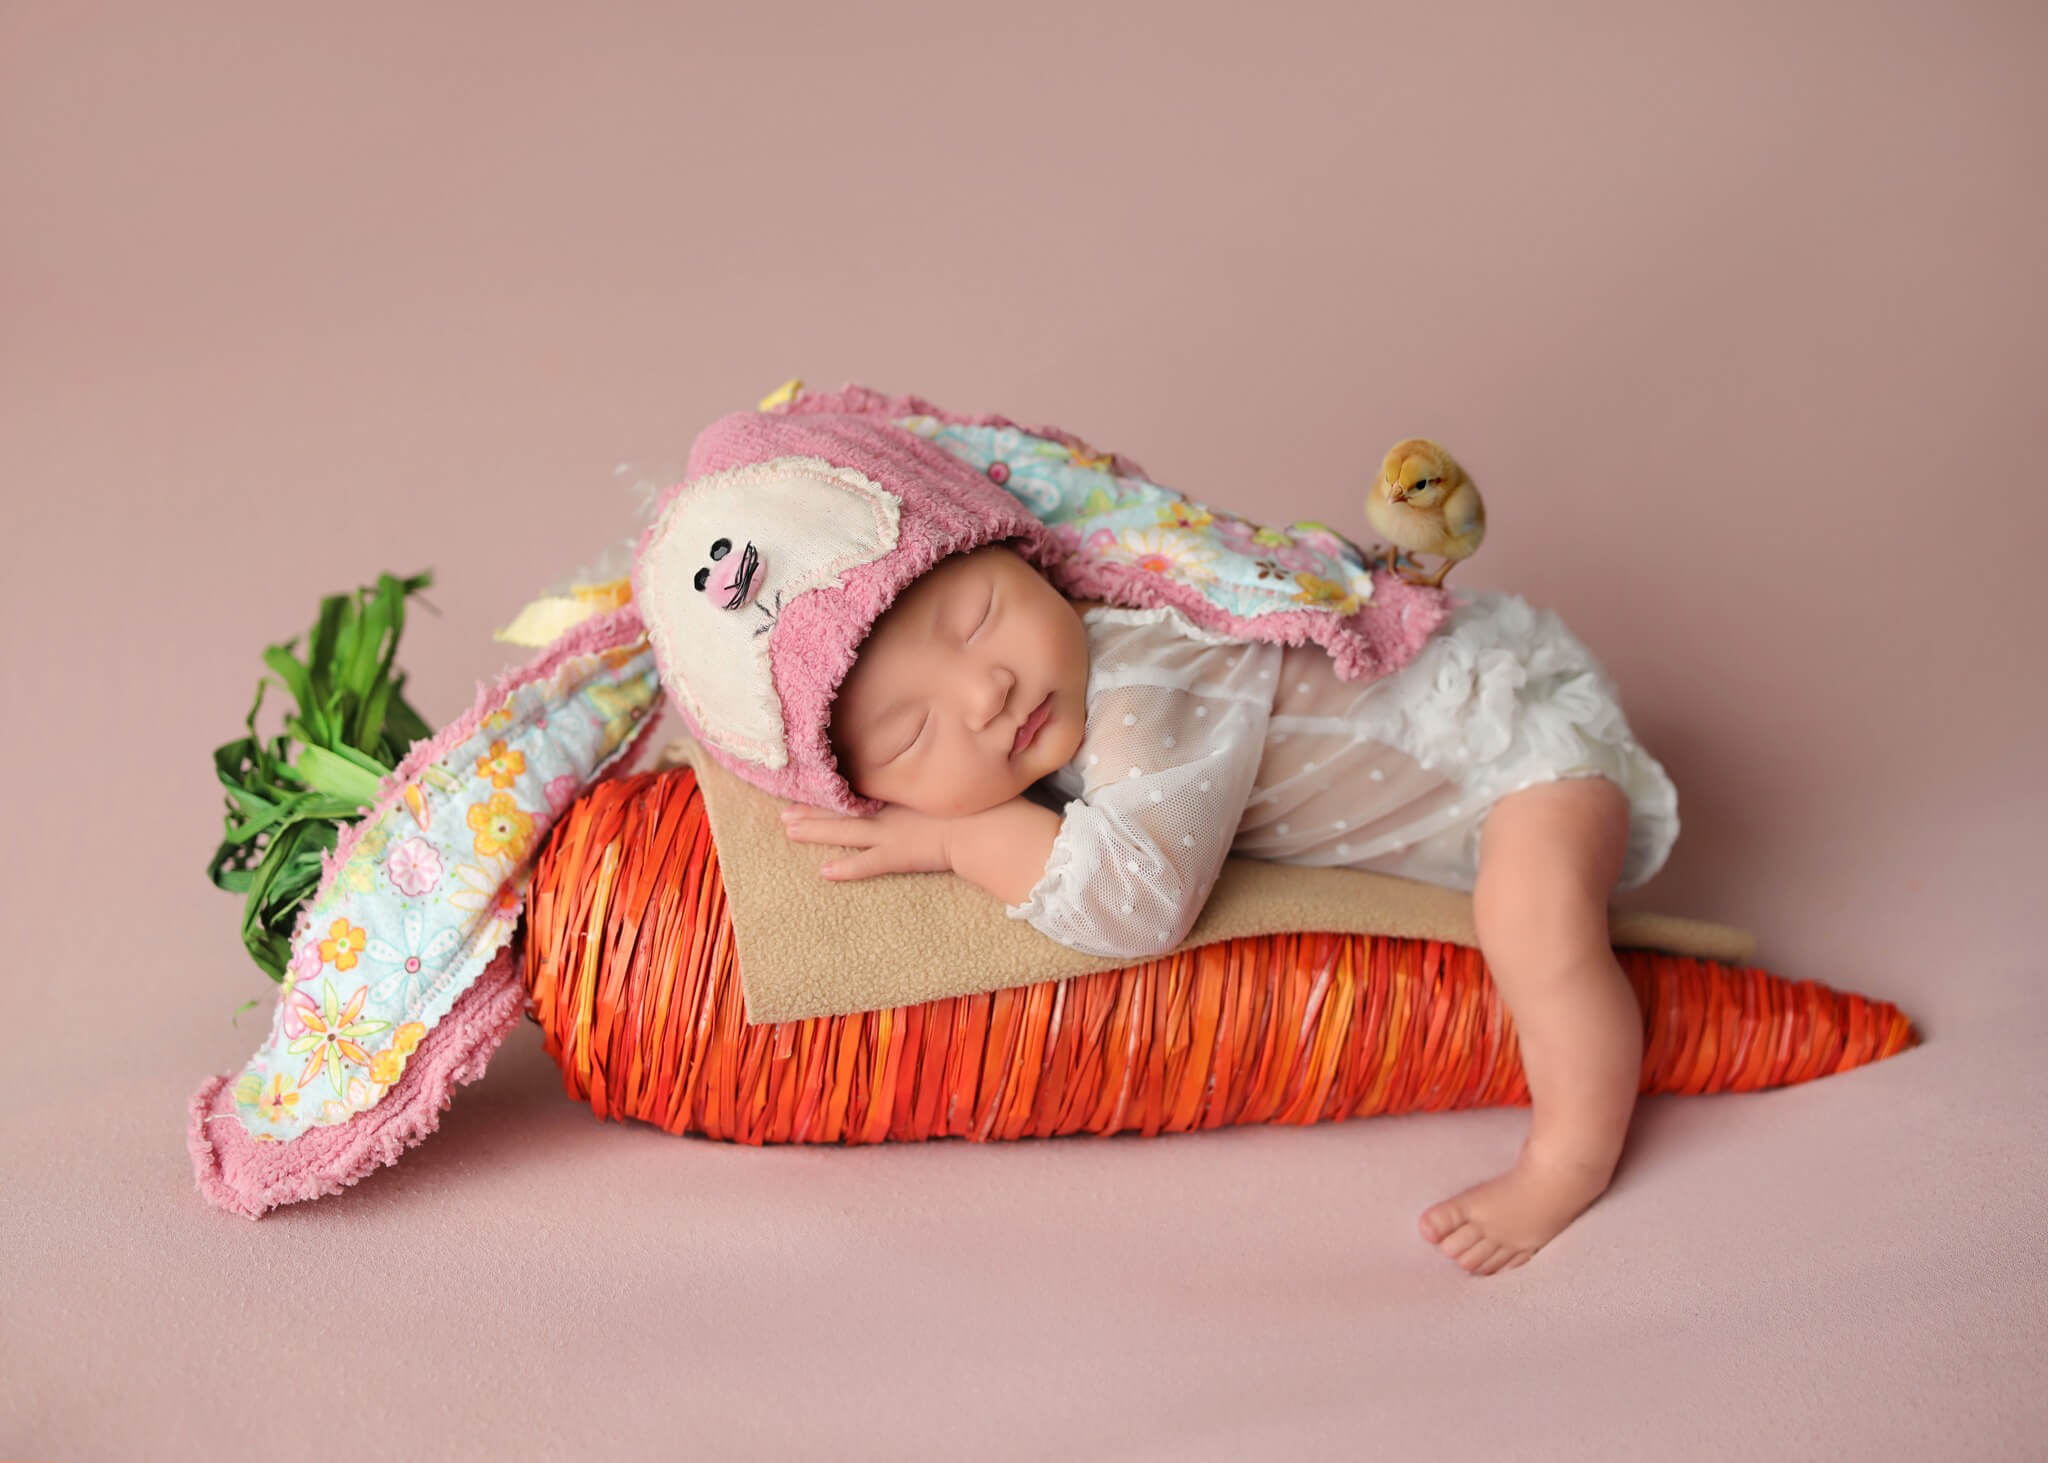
[651,739,1757,1026]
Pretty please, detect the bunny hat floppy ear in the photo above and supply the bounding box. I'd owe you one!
[189,601,664,1217]
[633,407,1058,815]
[189,392,1052,1217]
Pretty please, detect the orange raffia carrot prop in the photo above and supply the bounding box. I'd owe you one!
[522,769,1918,1144]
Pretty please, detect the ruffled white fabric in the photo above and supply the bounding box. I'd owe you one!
[1326,589,1683,892]
[1010,596,1682,960]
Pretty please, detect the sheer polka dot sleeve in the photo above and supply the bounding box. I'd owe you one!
[1007,622,1277,960]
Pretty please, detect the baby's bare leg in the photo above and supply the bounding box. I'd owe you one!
[1418,775,1642,1276]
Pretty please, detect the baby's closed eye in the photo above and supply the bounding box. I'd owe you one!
[964,586,994,640]
[883,711,929,765]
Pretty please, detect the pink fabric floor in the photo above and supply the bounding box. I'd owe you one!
[4,4,2044,1459]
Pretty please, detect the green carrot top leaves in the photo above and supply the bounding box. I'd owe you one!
[207,571,437,980]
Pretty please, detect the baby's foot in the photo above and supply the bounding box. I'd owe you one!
[1418,1149,1614,1276]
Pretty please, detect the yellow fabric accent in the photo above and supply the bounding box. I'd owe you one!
[493,579,634,647]
[756,377,804,411]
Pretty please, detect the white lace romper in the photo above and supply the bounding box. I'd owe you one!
[1008,592,1681,961]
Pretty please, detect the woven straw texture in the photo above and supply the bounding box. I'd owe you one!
[523,769,1918,1143]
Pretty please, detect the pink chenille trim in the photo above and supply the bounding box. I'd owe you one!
[188,613,664,1218]
[771,383,1453,680]
[768,381,1168,486]
[188,948,528,1219]
[1056,560,1449,682]
[629,383,1449,814]
[320,606,649,900]
[632,408,1051,816]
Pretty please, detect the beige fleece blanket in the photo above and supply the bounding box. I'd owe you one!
[651,738,1757,1026]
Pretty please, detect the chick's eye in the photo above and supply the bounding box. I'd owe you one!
[709,538,731,561]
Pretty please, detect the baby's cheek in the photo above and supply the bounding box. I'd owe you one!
[1051,711,1087,769]
[928,755,1011,819]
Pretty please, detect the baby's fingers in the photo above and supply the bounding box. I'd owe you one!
[819,847,903,881]
[780,807,877,848]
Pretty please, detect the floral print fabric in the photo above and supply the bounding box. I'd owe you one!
[229,639,660,1141]
[895,417,1384,619]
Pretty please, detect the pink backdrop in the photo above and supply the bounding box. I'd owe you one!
[4,2,2044,1459]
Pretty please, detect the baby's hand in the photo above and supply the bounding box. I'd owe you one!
[779,803,953,882]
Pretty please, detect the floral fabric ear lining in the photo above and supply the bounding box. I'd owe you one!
[188,607,660,1215]
[903,417,1394,620]
[629,382,1453,821]
[767,384,1453,685]
[186,380,1456,1216]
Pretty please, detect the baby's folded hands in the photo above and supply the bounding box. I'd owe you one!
[779,802,954,881]
[782,795,1064,907]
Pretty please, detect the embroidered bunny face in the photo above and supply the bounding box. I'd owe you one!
[635,455,901,769]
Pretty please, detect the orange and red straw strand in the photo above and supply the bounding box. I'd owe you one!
[522,769,1919,1145]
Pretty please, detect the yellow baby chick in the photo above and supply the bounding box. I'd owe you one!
[1366,439,1486,588]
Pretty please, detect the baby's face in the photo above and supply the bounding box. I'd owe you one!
[830,544,1090,818]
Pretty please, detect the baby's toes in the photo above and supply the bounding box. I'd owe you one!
[1433,1219,1489,1265]
[1419,1199,1468,1245]
[1458,1238,1506,1275]
[1473,1245,1527,1277]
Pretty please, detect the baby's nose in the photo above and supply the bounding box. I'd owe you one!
[972,666,1015,724]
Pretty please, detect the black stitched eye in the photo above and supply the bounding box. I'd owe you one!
[709,538,732,561]
[693,567,710,592]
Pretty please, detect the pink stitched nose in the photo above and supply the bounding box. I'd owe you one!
[704,543,762,607]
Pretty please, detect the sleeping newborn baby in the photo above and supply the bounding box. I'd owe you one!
[780,543,1679,1278]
